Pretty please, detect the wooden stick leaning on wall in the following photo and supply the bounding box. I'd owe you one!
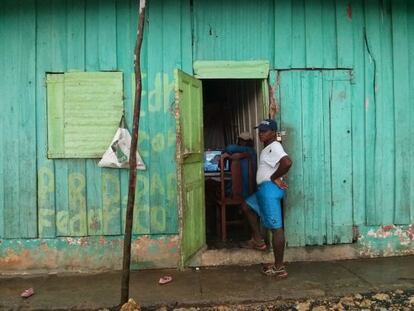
[120,0,146,306]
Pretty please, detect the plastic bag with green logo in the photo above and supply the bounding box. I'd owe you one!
[98,117,145,170]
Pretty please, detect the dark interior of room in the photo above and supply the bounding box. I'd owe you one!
[202,79,262,249]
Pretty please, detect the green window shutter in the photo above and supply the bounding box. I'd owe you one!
[47,74,65,157]
[47,72,123,158]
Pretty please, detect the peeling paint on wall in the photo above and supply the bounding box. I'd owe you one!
[357,225,414,258]
[0,235,179,273]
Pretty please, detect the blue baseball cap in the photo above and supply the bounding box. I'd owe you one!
[254,119,278,132]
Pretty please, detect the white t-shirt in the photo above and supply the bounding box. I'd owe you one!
[256,141,288,185]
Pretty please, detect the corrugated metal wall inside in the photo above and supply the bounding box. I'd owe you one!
[203,79,263,154]
[226,80,263,154]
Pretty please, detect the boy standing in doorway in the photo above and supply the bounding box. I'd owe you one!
[241,119,292,278]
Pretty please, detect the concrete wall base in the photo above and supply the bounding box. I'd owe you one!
[188,244,361,267]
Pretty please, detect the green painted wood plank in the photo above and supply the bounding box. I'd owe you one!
[191,0,217,61]
[313,70,327,245]
[192,0,273,62]
[98,0,121,235]
[102,169,121,235]
[38,0,68,70]
[67,0,85,71]
[55,162,70,236]
[362,0,396,225]
[392,0,411,224]
[408,0,414,223]
[322,71,334,245]
[291,0,306,68]
[17,0,37,238]
[305,0,324,68]
[86,161,103,235]
[133,172,151,234]
[2,0,31,238]
[85,0,99,69]
[180,0,193,73]
[0,124,3,237]
[85,0,104,236]
[0,0,4,239]
[302,71,325,245]
[3,89,20,237]
[98,0,117,70]
[46,74,65,157]
[66,0,88,237]
[274,0,292,69]
[378,0,395,225]
[336,0,353,68]
[83,0,122,235]
[41,0,70,237]
[36,0,67,238]
[148,1,168,233]
[37,165,56,238]
[117,0,140,132]
[364,0,380,225]
[146,0,167,235]
[162,0,186,234]
[329,71,353,243]
[0,0,7,238]
[280,71,306,247]
[350,0,366,226]
[301,71,315,245]
[193,61,270,79]
[3,0,18,238]
[68,161,87,236]
[321,0,337,68]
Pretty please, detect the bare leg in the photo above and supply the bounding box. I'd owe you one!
[241,202,262,242]
[271,228,285,268]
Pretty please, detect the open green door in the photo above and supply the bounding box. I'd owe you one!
[175,69,206,266]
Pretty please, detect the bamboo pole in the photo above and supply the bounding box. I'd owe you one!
[120,0,146,306]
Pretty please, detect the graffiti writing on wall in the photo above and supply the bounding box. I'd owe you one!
[149,73,175,113]
[36,72,178,237]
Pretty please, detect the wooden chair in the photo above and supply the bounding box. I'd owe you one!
[217,152,254,241]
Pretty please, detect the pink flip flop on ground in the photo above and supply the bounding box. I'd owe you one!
[20,288,34,298]
[158,275,173,285]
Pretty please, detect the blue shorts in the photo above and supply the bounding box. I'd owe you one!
[245,181,285,229]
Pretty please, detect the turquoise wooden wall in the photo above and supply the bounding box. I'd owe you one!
[0,0,192,239]
[194,0,414,230]
[0,0,413,244]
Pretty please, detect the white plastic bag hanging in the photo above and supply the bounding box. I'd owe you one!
[98,117,146,170]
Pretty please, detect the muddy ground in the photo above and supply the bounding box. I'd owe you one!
[150,289,414,311]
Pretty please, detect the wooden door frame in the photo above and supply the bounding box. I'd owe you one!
[176,61,271,268]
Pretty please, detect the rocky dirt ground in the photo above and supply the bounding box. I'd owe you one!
[149,289,414,311]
